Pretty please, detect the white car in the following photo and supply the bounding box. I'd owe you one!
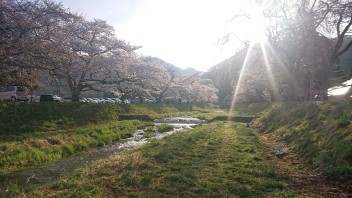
[79,98,88,102]
[0,86,30,102]
[104,98,115,103]
[87,98,98,103]
[112,98,122,104]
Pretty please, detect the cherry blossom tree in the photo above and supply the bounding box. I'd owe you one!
[263,0,352,100]
[42,15,142,101]
[161,74,218,104]
[0,0,73,88]
[112,58,171,100]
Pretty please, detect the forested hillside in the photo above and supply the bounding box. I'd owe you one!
[144,56,200,76]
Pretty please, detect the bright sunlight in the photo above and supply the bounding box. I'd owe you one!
[2,0,352,197]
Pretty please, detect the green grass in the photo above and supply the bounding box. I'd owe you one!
[0,102,123,133]
[0,103,228,134]
[119,103,192,115]
[156,124,174,132]
[26,122,307,197]
[235,102,272,116]
[251,101,352,179]
[0,102,229,174]
[0,120,153,174]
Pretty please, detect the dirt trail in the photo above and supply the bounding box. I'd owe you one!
[258,132,351,198]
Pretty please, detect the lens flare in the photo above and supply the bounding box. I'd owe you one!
[228,42,255,118]
[260,40,279,101]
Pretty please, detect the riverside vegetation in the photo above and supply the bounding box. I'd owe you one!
[0,103,226,174]
[27,122,301,197]
[1,101,351,197]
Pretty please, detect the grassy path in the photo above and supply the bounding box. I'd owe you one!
[21,122,311,197]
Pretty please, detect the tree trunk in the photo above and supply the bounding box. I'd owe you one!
[287,76,295,101]
[320,69,329,100]
[157,88,168,103]
[268,86,279,102]
[71,89,81,102]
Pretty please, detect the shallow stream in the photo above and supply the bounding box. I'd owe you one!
[0,117,204,196]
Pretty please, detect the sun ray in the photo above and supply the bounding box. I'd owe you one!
[260,40,279,101]
[228,42,256,118]
[228,3,267,116]
[263,42,290,79]
[263,41,303,100]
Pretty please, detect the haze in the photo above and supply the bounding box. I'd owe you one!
[55,0,251,71]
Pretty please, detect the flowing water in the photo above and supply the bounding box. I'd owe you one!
[0,117,204,196]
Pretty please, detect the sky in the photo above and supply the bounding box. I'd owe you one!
[55,0,255,71]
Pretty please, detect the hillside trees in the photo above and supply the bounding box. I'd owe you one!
[214,0,352,104]
[161,74,218,104]
[188,78,218,104]
[263,0,352,100]
[231,45,278,103]
[202,48,246,106]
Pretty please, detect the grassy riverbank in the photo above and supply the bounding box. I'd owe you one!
[0,103,227,134]
[26,122,305,197]
[251,101,352,180]
[0,103,192,134]
[3,101,351,196]
[0,103,228,174]
[0,120,152,174]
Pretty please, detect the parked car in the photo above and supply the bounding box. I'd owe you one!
[0,86,30,102]
[111,98,122,104]
[40,94,61,102]
[63,97,72,102]
[122,99,131,104]
[79,97,88,102]
[96,98,106,103]
[86,98,98,103]
[144,97,157,103]
[103,98,115,103]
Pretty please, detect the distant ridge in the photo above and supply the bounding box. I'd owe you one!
[144,56,200,76]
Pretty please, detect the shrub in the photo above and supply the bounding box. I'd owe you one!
[157,124,174,133]
[143,131,154,138]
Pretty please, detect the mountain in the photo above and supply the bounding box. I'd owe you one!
[144,56,200,76]
[202,47,249,107]
[178,67,199,76]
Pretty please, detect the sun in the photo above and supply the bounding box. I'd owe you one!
[247,5,266,43]
[235,4,266,43]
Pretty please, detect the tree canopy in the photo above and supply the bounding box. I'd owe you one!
[206,0,352,105]
[0,0,218,104]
